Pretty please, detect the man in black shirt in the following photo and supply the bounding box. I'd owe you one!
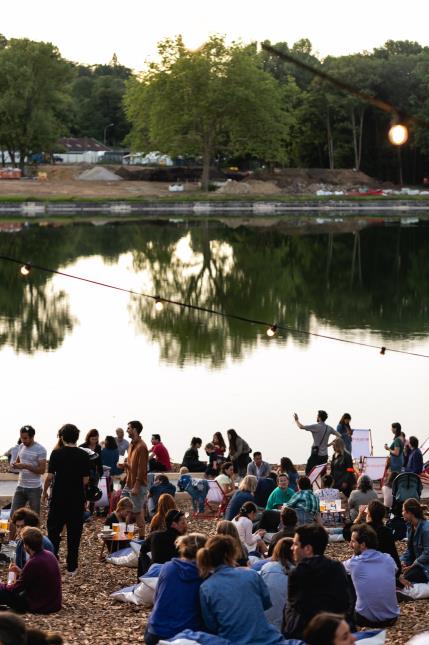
[43,424,90,576]
[283,523,350,639]
[137,509,187,578]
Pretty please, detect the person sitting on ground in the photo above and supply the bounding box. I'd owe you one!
[343,523,399,627]
[177,466,192,492]
[260,537,294,631]
[11,508,54,568]
[268,507,298,557]
[399,497,429,587]
[266,473,295,510]
[283,524,350,639]
[148,434,172,473]
[215,461,235,499]
[254,472,278,508]
[148,474,176,516]
[382,470,398,510]
[215,520,248,566]
[405,436,424,475]
[138,508,187,578]
[144,533,207,645]
[247,452,271,479]
[0,527,61,613]
[346,499,400,569]
[100,435,121,476]
[348,475,378,522]
[0,613,64,645]
[278,457,299,491]
[198,535,290,645]
[104,497,134,552]
[212,431,227,459]
[330,438,356,498]
[314,474,340,501]
[182,437,207,472]
[233,501,267,556]
[225,475,257,521]
[149,493,177,532]
[286,476,321,525]
[303,612,356,645]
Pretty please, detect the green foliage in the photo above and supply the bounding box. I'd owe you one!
[124,36,295,189]
[0,39,74,166]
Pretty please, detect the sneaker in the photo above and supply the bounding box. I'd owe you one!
[65,569,78,577]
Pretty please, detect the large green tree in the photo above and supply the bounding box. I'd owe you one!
[0,38,73,167]
[125,36,294,189]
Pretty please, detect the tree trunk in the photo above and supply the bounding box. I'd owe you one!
[201,144,211,192]
[397,146,403,186]
[326,108,334,169]
[357,109,365,170]
[351,109,359,170]
[351,108,365,171]
[19,150,27,171]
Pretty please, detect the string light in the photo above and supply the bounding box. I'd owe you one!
[266,324,277,338]
[154,296,164,312]
[388,123,409,146]
[20,264,31,276]
[0,253,428,359]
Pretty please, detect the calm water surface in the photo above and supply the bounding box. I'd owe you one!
[0,216,428,463]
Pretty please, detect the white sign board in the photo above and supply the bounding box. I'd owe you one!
[352,429,372,459]
[362,457,387,482]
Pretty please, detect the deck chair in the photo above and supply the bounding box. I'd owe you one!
[308,462,327,489]
[420,436,429,457]
[361,456,388,488]
[200,480,228,519]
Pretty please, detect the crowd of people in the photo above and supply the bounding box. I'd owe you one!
[0,412,428,644]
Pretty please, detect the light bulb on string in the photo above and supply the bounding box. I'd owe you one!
[154,296,164,312]
[266,324,277,338]
[20,264,31,276]
[388,123,408,146]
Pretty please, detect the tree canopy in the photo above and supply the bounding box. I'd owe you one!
[124,36,296,189]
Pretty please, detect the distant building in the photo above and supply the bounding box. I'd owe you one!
[56,138,113,164]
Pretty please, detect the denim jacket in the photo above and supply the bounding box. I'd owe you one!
[400,519,429,578]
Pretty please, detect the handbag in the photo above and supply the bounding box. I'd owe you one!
[311,425,329,456]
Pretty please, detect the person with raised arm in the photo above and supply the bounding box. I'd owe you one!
[293,411,340,475]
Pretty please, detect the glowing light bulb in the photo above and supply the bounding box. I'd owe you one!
[20,264,31,276]
[266,324,277,338]
[388,124,408,146]
[154,296,164,312]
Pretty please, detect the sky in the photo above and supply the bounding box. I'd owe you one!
[2,0,429,70]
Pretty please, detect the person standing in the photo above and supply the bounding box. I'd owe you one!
[293,411,340,475]
[384,422,404,472]
[43,424,90,576]
[405,436,424,474]
[227,429,252,477]
[10,426,47,529]
[115,427,129,456]
[337,413,353,454]
[148,434,172,472]
[120,420,148,538]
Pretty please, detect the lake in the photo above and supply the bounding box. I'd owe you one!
[0,215,428,464]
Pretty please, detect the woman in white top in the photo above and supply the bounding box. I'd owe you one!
[233,501,267,556]
[260,537,294,631]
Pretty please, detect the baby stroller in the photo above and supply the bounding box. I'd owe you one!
[387,472,423,541]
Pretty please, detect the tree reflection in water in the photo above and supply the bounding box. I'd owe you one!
[0,218,428,363]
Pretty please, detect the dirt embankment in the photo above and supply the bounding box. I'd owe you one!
[0,164,386,199]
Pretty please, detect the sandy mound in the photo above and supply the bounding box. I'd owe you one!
[246,180,282,194]
[77,167,122,181]
[217,180,251,194]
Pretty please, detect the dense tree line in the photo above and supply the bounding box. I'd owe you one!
[0,33,429,183]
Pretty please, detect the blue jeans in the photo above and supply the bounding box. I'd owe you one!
[11,486,42,516]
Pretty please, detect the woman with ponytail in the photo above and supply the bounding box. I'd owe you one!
[198,535,290,645]
[233,501,267,556]
[399,497,429,587]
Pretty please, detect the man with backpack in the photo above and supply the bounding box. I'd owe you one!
[293,411,340,475]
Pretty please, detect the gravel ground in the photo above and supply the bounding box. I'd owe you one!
[8,507,427,645]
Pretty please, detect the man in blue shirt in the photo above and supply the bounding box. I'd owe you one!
[405,436,424,474]
[10,507,54,569]
[343,523,399,627]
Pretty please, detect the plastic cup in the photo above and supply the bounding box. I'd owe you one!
[118,455,125,465]
[127,523,135,538]
[112,523,120,535]
[118,522,126,536]
[102,525,111,534]
[7,571,16,585]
